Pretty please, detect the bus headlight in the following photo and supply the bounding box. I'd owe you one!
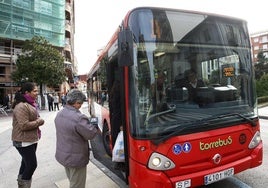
[248,131,261,149]
[148,152,175,170]
[152,157,161,167]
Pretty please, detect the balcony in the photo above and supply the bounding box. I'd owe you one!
[65,3,71,12]
[0,47,21,64]
[65,21,71,32]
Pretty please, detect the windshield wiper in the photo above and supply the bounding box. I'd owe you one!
[145,104,176,126]
[217,113,256,126]
[152,120,208,145]
[151,112,256,145]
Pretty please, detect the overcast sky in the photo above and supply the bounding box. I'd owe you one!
[74,0,268,75]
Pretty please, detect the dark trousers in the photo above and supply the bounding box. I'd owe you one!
[15,143,38,180]
[48,102,53,111]
[54,103,59,111]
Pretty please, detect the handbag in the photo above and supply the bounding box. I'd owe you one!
[112,130,125,162]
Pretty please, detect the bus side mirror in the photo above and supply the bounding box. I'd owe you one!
[118,29,133,66]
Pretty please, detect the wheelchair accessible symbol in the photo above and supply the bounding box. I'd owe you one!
[173,142,192,155]
[173,144,182,155]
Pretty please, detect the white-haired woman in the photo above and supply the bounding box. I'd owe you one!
[54,89,98,188]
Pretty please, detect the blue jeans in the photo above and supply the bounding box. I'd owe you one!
[15,143,37,180]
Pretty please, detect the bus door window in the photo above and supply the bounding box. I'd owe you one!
[109,80,122,147]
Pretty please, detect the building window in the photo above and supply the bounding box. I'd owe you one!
[254,46,259,51]
[263,44,268,50]
[0,67,5,77]
[261,36,268,43]
[254,38,259,43]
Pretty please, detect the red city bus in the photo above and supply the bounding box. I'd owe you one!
[87,7,263,188]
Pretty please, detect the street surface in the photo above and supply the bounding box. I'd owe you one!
[0,103,267,188]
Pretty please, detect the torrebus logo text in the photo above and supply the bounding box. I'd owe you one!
[200,136,232,151]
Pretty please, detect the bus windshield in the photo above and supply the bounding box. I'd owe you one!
[128,8,257,139]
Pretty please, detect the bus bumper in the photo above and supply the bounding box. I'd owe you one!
[128,143,262,188]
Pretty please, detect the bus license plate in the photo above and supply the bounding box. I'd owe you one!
[204,168,234,185]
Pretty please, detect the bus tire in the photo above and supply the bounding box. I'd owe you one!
[102,122,112,157]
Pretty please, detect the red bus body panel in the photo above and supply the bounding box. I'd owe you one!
[127,123,262,187]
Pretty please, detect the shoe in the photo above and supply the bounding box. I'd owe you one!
[17,174,22,181]
[18,179,32,188]
[113,162,125,171]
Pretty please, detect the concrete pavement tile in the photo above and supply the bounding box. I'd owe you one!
[54,162,120,188]
[54,179,69,188]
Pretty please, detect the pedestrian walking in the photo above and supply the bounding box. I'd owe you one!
[11,82,45,188]
[61,93,67,106]
[53,93,60,111]
[3,94,10,109]
[47,93,54,111]
[100,91,107,106]
[54,89,98,188]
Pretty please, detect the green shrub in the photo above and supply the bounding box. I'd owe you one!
[256,74,268,97]
[258,96,268,103]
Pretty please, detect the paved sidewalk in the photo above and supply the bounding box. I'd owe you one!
[0,103,122,188]
[55,161,120,188]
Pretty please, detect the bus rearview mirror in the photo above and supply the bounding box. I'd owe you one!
[118,29,133,66]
